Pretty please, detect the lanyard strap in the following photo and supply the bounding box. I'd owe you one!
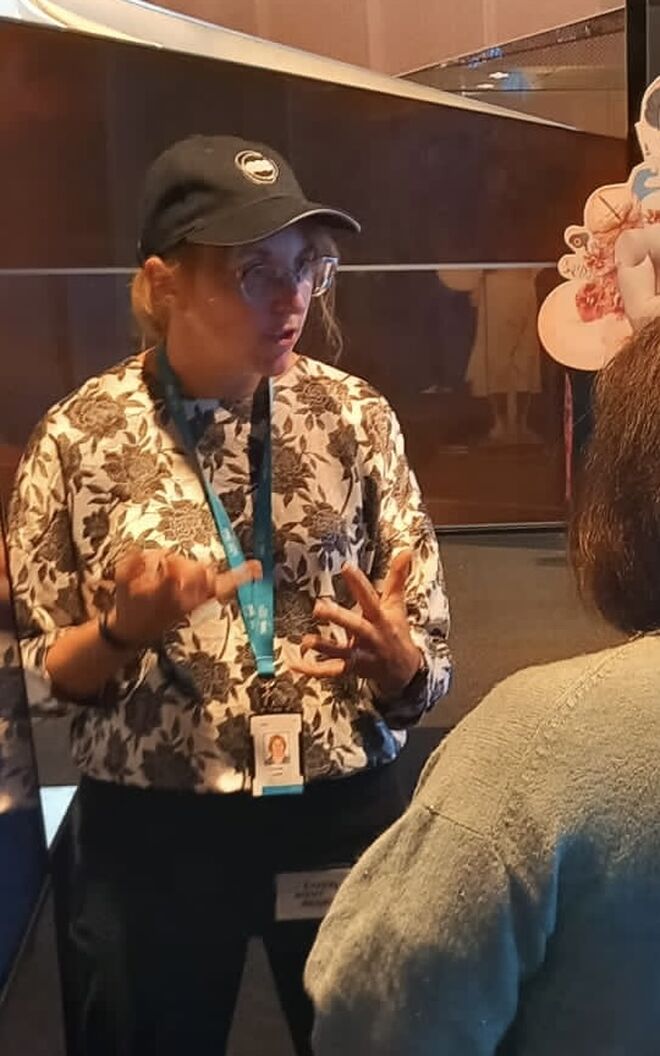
[156,346,275,677]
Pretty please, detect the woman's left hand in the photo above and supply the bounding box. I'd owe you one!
[291,549,422,699]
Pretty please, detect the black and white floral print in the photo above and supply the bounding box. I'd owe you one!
[0,636,39,810]
[7,354,451,792]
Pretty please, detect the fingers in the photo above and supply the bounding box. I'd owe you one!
[161,554,209,612]
[291,657,347,678]
[337,550,413,620]
[214,559,262,602]
[381,549,413,604]
[340,564,381,622]
[114,548,147,586]
[292,643,375,680]
[314,551,413,648]
[313,598,381,650]
[299,552,416,685]
[163,556,262,610]
[115,546,264,630]
[300,633,353,661]
[117,548,171,593]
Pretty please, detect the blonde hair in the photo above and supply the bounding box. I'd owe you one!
[130,267,164,348]
[306,226,343,361]
[130,226,343,358]
[130,248,193,349]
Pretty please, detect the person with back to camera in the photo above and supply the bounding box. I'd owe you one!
[306,316,660,1054]
[7,134,451,1055]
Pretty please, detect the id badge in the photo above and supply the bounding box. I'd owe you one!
[250,712,304,797]
[275,867,351,921]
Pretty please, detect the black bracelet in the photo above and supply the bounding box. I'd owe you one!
[98,611,137,652]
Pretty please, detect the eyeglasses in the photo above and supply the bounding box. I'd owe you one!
[236,255,339,303]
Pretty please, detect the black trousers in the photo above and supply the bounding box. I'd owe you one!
[68,763,406,1056]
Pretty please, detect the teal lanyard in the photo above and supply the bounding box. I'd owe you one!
[156,346,275,678]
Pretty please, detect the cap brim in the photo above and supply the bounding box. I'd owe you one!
[186,194,360,248]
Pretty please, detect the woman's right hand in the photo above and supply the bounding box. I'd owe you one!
[107,549,261,648]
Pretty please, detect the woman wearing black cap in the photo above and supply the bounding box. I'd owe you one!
[8,135,451,1056]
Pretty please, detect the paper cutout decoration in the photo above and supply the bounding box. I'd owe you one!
[538,77,660,371]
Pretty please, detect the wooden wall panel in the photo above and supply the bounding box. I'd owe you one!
[0,17,628,524]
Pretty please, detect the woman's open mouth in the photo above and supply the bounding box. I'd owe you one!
[268,326,297,347]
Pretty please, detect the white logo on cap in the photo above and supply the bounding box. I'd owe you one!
[235,150,279,185]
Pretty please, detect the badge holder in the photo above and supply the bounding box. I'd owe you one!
[249,712,304,797]
[275,866,351,921]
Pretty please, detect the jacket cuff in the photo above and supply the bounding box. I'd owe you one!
[370,647,430,730]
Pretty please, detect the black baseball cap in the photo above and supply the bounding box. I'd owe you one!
[137,134,360,262]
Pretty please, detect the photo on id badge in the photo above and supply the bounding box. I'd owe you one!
[250,713,303,796]
[265,733,290,767]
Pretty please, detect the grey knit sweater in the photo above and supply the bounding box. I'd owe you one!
[306,636,660,1055]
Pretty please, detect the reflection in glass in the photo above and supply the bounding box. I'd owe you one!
[452,269,543,445]
[335,266,564,525]
[0,507,47,998]
[406,8,626,137]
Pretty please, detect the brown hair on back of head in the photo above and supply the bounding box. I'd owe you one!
[570,317,660,633]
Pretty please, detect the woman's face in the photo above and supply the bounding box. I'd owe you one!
[269,735,287,764]
[170,223,318,379]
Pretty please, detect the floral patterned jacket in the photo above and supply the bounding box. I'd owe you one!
[7,353,451,793]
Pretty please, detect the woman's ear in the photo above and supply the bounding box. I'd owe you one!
[143,255,180,316]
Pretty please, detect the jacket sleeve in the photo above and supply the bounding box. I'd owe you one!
[363,396,451,725]
[6,424,87,715]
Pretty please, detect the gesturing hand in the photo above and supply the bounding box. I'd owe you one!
[291,549,422,699]
[108,549,262,648]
